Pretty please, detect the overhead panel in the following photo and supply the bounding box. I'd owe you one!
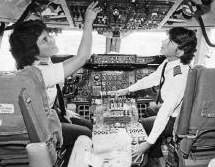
[65,0,176,36]
[33,0,178,32]
[34,0,72,28]
[0,0,215,31]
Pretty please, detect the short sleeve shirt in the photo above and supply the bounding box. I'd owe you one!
[33,60,65,108]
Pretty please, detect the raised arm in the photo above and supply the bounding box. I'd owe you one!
[63,1,102,78]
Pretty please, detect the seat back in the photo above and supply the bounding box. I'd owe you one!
[0,66,63,166]
[173,65,215,165]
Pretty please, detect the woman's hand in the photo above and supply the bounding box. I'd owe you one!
[66,109,81,119]
[63,109,81,123]
[132,142,152,157]
[113,88,129,98]
[84,1,102,24]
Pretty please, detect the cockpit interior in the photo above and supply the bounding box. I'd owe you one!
[1,0,215,167]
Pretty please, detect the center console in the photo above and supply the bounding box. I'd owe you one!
[92,98,147,166]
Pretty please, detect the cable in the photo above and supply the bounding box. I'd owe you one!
[4,0,38,31]
[195,15,215,47]
[0,22,5,35]
[185,1,215,47]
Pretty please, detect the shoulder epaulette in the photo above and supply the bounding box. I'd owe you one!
[173,65,182,76]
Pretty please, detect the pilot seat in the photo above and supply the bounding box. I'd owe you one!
[166,65,215,167]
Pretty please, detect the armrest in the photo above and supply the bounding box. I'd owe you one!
[26,142,53,167]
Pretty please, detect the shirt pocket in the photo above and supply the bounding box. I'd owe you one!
[201,101,215,117]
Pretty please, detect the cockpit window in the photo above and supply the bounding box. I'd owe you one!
[56,30,106,55]
[120,31,167,56]
[0,30,15,71]
[1,28,215,71]
[0,30,106,71]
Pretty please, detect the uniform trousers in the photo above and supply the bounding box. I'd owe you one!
[139,103,175,158]
[60,116,93,167]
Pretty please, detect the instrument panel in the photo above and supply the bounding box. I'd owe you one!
[63,54,164,102]
[90,70,135,96]
[63,54,164,120]
[90,54,136,64]
[88,54,164,65]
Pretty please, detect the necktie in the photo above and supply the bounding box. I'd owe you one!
[56,84,66,116]
[155,62,168,104]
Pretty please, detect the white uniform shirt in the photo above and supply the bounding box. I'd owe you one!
[33,59,65,108]
[128,59,190,144]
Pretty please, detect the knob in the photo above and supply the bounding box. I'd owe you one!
[94,75,100,81]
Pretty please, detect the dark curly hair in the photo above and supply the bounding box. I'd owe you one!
[9,20,47,69]
[168,27,197,65]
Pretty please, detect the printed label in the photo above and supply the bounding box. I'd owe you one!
[0,103,15,114]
